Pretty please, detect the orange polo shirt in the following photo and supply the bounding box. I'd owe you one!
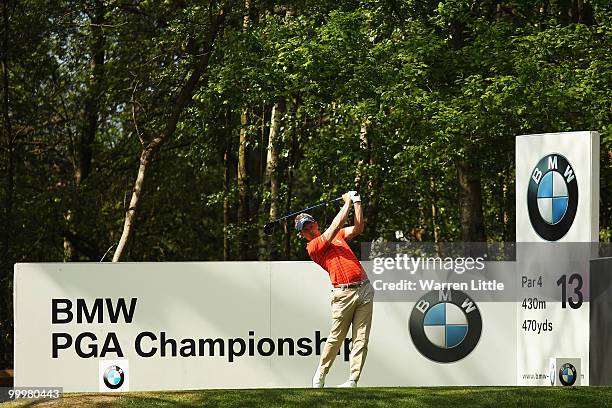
[307,228,367,286]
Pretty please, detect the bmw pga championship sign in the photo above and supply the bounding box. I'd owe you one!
[14,262,518,391]
[12,131,604,391]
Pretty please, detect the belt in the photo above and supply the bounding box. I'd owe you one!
[333,279,369,289]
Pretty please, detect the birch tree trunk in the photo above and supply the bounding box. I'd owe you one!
[236,0,251,260]
[259,97,284,260]
[267,98,283,227]
[236,110,250,260]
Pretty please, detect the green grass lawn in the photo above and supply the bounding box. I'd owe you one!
[4,387,612,408]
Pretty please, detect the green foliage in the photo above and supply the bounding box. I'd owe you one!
[1,0,612,366]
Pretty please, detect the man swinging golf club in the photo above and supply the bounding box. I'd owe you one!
[295,191,374,388]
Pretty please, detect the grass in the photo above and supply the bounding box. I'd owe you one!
[4,387,612,408]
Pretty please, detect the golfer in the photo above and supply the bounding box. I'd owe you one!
[295,191,374,388]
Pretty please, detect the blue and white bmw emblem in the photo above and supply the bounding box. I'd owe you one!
[559,363,577,386]
[422,302,468,348]
[409,290,482,363]
[527,154,578,241]
[103,365,125,390]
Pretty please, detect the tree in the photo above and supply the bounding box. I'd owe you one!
[112,2,231,261]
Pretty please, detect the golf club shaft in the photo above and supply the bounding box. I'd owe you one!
[272,197,343,224]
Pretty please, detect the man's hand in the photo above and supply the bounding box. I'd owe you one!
[342,192,352,204]
[348,191,361,203]
[344,191,364,240]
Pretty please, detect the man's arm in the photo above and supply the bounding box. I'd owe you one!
[344,192,363,240]
[322,193,352,242]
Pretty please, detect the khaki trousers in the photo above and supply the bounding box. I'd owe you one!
[319,281,374,382]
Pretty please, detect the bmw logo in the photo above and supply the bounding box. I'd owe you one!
[527,154,578,241]
[409,290,482,363]
[558,363,577,386]
[103,365,125,390]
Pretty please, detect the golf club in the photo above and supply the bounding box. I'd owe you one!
[263,196,344,235]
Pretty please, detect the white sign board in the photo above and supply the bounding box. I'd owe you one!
[14,262,518,391]
[515,131,599,386]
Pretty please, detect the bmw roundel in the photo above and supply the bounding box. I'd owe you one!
[103,365,125,389]
[559,363,577,386]
[527,154,578,241]
[409,290,482,363]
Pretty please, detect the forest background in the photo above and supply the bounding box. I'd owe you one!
[1,0,611,367]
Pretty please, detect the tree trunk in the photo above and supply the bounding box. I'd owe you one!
[243,0,251,29]
[354,120,369,189]
[77,1,105,185]
[259,97,284,260]
[354,119,379,240]
[236,0,251,260]
[574,0,594,25]
[456,160,486,242]
[223,148,231,261]
[256,104,267,261]
[1,0,13,266]
[0,0,13,367]
[284,167,293,258]
[503,166,512,241]
[223,110,231,261]
[284,111,299,258]
[112,7,226,262]
[448,17,486,249]
[64,0,106,261]
[429,176,440,242]
[236,110,250,260]
[267,99,283,225]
